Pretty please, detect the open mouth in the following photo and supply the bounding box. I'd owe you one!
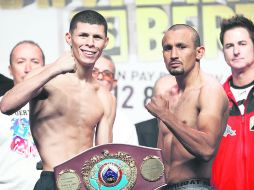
[80,49,97,57]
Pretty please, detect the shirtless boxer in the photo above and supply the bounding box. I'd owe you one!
[0,10,116,190]
[145,24,229,190]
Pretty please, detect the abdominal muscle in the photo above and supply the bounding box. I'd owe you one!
[162,132,212,184]
[32,120,97,171]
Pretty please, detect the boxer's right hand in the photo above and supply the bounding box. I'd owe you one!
[145,95,169,119]
[54,52,76,74]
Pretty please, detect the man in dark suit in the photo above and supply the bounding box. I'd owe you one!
[135,118,158,148]
[0,74,13,96]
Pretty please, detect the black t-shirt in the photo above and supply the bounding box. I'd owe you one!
[0,74,13,96]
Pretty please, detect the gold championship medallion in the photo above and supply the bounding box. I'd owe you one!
[140,156,164,182]
[57,169,81,190]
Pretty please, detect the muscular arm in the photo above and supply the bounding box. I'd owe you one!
[95,89,116,145]
[146,84,229,161]
[0,53,75,115]
[157,120,165,148]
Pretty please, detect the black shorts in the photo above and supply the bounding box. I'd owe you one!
[33,171,56,190]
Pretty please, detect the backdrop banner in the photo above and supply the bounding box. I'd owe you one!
[0,0,253,123]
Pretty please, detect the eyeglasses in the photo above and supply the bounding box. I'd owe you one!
[92,68,114,81]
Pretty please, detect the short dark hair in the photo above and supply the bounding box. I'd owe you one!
[10,40,45,65]
[167,24,201,48]
[220,15,254,45]
[69,10,108,36]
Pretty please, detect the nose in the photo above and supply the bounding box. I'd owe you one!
[233,45,240,56]
[86,36,94,47]
[97,72,104,80]
[24,62,32,73]
[171,47,178,59]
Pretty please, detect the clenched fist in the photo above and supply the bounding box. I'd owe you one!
[145,95,169,119]
[54,52,76,74]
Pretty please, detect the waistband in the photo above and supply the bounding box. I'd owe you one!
[162,178,211,190]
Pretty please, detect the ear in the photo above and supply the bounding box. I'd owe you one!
[65,32,72,48]
[196,46,205,62]
[222,47,227,60]
[8,65,13,77]
[103,37,109,49]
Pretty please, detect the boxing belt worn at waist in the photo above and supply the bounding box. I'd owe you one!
[54,143,166,190]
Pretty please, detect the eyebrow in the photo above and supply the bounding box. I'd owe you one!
[94,68,113,73]
[224,40,247,45]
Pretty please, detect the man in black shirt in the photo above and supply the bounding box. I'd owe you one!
[0,74,13,96]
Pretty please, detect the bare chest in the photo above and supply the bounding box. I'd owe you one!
[32,81,104,128]
[168,89,200,128]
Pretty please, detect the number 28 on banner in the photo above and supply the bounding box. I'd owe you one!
[114,85,153,109]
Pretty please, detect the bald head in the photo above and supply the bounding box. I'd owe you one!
[165,24,201,48]
[95,55,116,78]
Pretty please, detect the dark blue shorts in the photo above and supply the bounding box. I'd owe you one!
[33,171,56,190]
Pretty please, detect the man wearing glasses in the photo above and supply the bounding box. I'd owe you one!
[93,55,139,145]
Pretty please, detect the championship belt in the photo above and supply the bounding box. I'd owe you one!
[54,143,166,190]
